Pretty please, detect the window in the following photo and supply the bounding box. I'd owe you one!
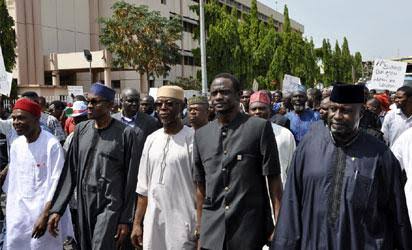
[183,21,197,33]
[184,56,195,66]
[161,0,166,5]
[112,80,121,89]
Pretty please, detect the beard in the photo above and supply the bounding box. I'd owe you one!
[293,104,305,112]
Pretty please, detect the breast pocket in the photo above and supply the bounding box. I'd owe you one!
[349,174,372,215]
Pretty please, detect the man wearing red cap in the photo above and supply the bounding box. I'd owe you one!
[248,91,296,186]
[3,98,73,249]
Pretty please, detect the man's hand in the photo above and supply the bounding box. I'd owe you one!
[47,213,61,237]
[114,224,129,250]
[0,166,8,186]
[32,213,48,239]
[130,224,143,248]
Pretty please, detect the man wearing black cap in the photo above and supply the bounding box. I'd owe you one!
[47,83,142,250]
[272,83,412,249]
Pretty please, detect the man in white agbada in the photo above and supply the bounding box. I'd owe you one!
[2,98,73,249]
[131,86,197,249]
[391,126,412,226]
[248,91,296,185]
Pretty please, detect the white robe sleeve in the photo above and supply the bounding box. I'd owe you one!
[46,143,65,202]
[135,136,152,196]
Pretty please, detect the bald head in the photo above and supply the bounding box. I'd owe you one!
[121,88,140,99]
[121,88,140,118]
[140,95,155,115]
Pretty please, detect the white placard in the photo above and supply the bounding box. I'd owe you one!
[149,87,158,99]
[67,85,84,102]
[282,74,302,95]
[0,47,12,97]
[252,79,259,91]
[369,59,407,91]
[67,85,84,97]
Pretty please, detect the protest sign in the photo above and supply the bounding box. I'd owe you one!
[369,59,407,91]
[0,46,13,96]
[149,87,158,99]
[252,79,259,91]
[67,85,84,102]
[282,74,302,96]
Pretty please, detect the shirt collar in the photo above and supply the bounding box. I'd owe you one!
[121,112,137,123]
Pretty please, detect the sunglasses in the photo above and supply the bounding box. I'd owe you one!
[155,100,179,108]
[87,99,109,106]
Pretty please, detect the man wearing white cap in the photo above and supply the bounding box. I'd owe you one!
[62,101,88,153]
[131,86,197,249]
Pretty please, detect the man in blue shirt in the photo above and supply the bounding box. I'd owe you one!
[285,88,320,144]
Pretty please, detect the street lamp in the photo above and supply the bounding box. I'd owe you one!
[83,49,92,82]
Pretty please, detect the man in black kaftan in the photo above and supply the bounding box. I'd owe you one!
[273,84,412,250]
[48,83,142,250]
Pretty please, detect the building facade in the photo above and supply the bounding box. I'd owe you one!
[6,0,303,96]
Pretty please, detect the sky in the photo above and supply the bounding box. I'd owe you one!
[257,0,412,61]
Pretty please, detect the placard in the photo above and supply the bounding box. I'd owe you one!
[282,74,302,95]
[0,46,12,96]
[369,59,407,91]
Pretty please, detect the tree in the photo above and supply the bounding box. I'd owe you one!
[320,39,333,86]
[0,0,17,98]
[0,0,16,72]
[353,52,363,82]
[332,41,343,82]
[99,1,182,92]
[282,5,291,33]
[190,1,363,90]
[205,5,243,84]
[171,77,201,90]
[341,37,353,82]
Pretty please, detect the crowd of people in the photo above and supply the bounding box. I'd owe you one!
[0,72,412,250]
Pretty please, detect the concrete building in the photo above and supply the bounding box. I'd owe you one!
[5,0,304,96]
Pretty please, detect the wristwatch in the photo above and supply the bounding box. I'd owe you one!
[194,229,200,240]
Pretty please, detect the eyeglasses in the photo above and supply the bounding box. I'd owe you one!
[87,98,109,106]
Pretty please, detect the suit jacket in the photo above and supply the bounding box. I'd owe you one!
[112,111,161,139]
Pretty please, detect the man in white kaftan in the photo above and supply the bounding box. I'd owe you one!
[132,86,197,250]
[136,126,196,250]
[271,123,296,185]
[391,126,412,226]
[3,98,73,250]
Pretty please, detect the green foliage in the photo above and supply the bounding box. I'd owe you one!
[332,41,343,82]
[0,0,16,72]
[353,52,363,82]
[190,1,363,90]
[282,5,291,33]
[319,39,333,86]
[99,1,182,81]
[341,37,353,82]
[171,77,201,90]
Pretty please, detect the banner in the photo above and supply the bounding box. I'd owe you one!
[0,46,12,97]
[369,59,407,91]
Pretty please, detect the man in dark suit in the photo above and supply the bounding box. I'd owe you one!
[112,88,161,138]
